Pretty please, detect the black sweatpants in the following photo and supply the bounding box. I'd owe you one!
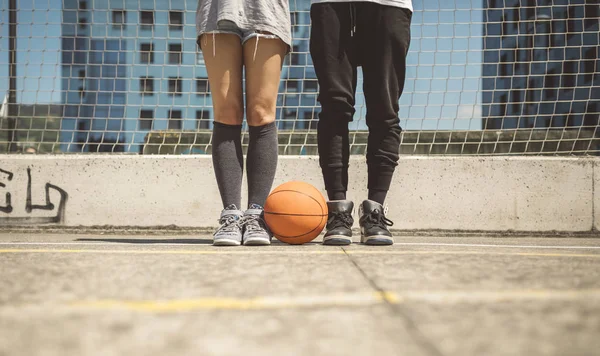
[310,2,412,201]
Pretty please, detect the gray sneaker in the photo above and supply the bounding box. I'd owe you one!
[213,205,244,246]
[242,204,272,246]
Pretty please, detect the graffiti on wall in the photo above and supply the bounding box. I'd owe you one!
[0,167,68,225]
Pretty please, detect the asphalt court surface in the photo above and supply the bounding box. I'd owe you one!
[1,233,599,356]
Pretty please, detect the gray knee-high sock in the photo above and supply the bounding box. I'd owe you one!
[247,122,278,208]
[212,122,243,209]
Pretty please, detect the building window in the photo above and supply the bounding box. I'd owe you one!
[583,48,596,82]
[75,37,86,49]
[196,78,209,94]
[523,1,535,21]
[585,4,600,29]
[303,111,317,130]
[498,94,507,117]
[196,110,211,129]
[546,70,558,99]
[499,62,507,77]
[550,33,565,48]
[139,110,153,130]
[568,6,584,34]
[304,80,318,92]
[112,10,125,28]
[291,45,302,65]
[169,44,183,64]
[140,77,154,96]
[78,69,86,78]
[79,0,87,10]
[141,11,154,28]
[197,52,205,65]
[510,90,522,115]
[73,38,88,64]
[501,14,508,36]
[284,109,297,121]
[168,77,183,96]
[287,80,299,92]
[78,16,87,29]
[282,109,297,129]
[563,61,577,88]
[169,11,184,29]
[168,110,182,130]
[140,43,154,63]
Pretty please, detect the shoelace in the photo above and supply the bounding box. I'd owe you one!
[328,212,354,229]
[241,214,269,232]
[359,209,394,228]
[214,215,241,235]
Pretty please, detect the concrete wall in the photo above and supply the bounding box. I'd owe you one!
[0,155,596,232]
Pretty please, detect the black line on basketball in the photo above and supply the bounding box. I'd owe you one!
[267,189,325,216]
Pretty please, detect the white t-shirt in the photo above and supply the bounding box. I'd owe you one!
[311,0,413,12]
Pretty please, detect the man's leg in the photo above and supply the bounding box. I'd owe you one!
[310,2,358,245]
[359,3,412,206]
[357,3,412,245]
[310,2,357,201]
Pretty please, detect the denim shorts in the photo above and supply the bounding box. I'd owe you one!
[209,20,280,45]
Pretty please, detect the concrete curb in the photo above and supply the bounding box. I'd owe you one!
[0,155,596,232]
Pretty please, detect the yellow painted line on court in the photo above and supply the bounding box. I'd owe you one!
[71,292,398,312]
[68,289,600,312]
[1,248,599,258]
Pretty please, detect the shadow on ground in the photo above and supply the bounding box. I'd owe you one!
[76,238,213,244]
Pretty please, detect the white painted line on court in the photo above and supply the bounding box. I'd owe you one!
[399,289,600,303]
[393,242,600,250]
[1,241,600,250]
[1,248,599,258]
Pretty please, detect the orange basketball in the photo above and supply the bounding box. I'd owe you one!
[264,181,328,245]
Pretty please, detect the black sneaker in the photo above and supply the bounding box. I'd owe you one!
[323,200,354,245]
[358,200,394,245]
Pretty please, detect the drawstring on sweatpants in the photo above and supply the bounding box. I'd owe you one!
[350,3,356,37]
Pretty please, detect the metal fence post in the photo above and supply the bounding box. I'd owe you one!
[7,0,18,152]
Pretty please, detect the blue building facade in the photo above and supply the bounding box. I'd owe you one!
[61,0,316,153]
[482,0,599,130]
[278,0,318,130]
[62,0,212,152]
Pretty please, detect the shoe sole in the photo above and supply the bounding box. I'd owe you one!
[243,238,271,246]
[362,236,394,245]
[323,235,352,245]
[213,239,242,246]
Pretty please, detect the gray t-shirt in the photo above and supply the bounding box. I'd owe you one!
[196,0,292,48]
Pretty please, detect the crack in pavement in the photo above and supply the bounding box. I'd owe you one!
[342,247,445,356]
